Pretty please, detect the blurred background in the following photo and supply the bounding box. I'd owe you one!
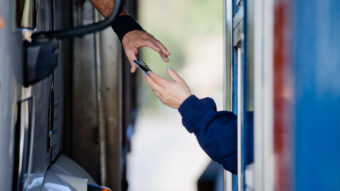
[2,0,340,190]
[128,0,224,190]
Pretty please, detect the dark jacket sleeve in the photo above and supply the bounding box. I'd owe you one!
[178,95,237,174]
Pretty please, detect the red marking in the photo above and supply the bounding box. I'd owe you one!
[273,0,292,190]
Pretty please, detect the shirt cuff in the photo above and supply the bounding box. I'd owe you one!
[178,95,199,116]
[111,15,144,41]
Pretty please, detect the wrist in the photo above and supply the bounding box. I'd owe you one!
[121,29,143,43]
[180,93,191,105]
[178,95,198,115]
[111,15,144,41]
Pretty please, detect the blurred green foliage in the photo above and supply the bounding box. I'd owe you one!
[137,0,223,113]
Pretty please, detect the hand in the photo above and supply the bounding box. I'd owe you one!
[122,30,170,73]
[145,67,191,109]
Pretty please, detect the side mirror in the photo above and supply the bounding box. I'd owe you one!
[24,39,59,86]
[19,0,123,86]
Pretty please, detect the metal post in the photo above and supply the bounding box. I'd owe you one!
[223,0,234,190]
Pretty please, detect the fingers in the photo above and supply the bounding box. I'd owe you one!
[159,52,169,62]
[140,35,170,62]
[125,50,138,73]
[153,90,161,98]
[122,30,172,73]
[145,75,163,93]
[152,90,164,105]
[145,75,164,101]
[149,72,172,87]
[154,40,170,62]
[139,40,170,62]
[124,30,171,64]
[155,40,170,56]
[167,67,184,83]
[131,64,137,73]
[142,40,161,53]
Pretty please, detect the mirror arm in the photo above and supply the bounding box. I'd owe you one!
[32,0,123,40]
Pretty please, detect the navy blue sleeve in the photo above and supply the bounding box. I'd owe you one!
[178,95,237,174]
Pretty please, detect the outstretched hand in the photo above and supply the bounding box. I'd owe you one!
[145,67,191,109]
[122,30,170,73]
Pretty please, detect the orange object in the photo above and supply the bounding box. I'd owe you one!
[0,14,4,29]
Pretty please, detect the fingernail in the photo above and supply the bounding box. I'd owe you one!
[147,71,150,76]
[168,67,172,71]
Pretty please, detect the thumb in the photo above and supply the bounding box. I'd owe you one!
[131,64,137,73]
[167,67,183,82]
[126,51,138,73]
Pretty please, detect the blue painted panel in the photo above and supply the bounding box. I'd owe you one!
[292,0,340,190]
[233,174,238,191]
[233,0,239,15]
[232,49,238,114]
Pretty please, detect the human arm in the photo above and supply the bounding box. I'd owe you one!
[145,68,238,173]
[89,0,170,73]
[90,0,126,18]
[179,95,237,174]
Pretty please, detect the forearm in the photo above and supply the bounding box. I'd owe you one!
[89,0,143,41]
[178,95,238,174]
[90,0,126,18]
